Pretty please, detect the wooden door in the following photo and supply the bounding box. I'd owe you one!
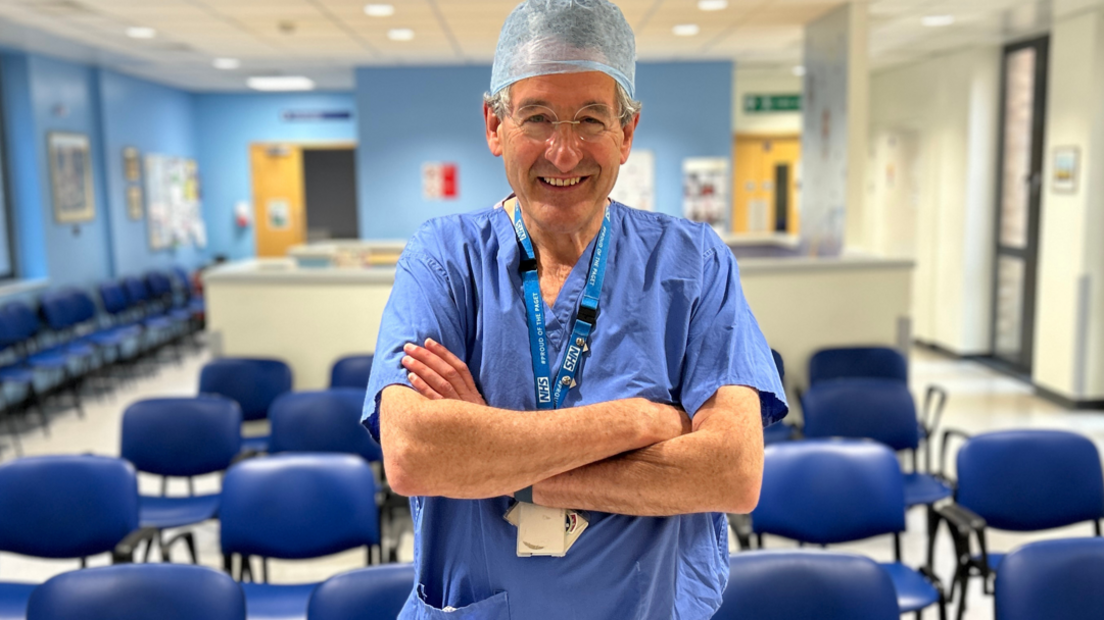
[732,135,801,234]
[251,144,305,257]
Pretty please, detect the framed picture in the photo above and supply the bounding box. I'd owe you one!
[48,132,96,223]
[123,146,141,182]
[127,185,143,220]
[1052,146,1079,193]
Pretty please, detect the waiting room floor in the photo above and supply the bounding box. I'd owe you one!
[1,343,1101,620]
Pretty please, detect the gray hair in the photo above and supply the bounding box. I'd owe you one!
[484,82,642,127]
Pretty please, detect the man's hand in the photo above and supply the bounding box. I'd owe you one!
[401,338,486,405]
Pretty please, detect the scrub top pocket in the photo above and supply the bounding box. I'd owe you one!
[408,588,511,620]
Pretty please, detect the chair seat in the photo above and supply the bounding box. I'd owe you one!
[880,562,941,613]
[170,308,192,323]
[242,435,270,454]
[0,582,36,620]
[763,422,795,445]
[143,316,173,330]
[139,494,221,529]
[25,351,67,368]
[241,583,319,620]
[0,366,34,384]
[62,342,96,358]
[971,551,1005,572]
[903,472,952,507]
[86,326,140,347]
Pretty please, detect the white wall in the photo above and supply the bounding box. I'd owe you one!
[1034,5,1104,400]
[867,46,1000,355]
[733,67,803,135]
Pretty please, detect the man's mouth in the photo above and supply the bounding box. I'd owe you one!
[539,176,587,188]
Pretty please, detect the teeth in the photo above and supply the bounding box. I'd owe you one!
[542,177,582,187]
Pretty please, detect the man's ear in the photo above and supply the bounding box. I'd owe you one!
[619,112,640,164]
[485,103,504,157]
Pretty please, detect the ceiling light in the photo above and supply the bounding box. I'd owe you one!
[698,0,728,11]
[388,28,415,41]
[364,4,395,17]
[921,15,955,27]
[213,58,240,70]
[792,65,806,77]
[246,76,315,91]
[672,24,700,37]
[126,27,156,39]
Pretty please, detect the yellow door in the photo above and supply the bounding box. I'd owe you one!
[732,135,801,234]
[251,144,305,257]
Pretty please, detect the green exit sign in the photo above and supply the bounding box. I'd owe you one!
[744,94,801,113]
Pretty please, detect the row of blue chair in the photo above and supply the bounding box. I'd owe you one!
[20,538,1104,620]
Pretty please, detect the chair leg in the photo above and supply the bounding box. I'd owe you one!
[3,414,22,457]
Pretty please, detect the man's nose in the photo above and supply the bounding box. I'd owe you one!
[543,124,585,172]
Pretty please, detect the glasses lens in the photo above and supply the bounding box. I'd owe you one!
[512,104,616,142]
[573,104,614,141]
[513,105,557,141]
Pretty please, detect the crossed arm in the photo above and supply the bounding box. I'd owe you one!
[378,339,764,516]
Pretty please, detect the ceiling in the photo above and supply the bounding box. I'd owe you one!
[0,0,1080,91]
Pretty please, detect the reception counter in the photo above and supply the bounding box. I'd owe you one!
[205,252,913,412]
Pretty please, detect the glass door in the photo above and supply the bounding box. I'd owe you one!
[991,37,1048,373]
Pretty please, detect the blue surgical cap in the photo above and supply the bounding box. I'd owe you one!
[490,0,636,99]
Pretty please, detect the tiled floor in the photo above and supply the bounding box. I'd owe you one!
[1,343,1101,619]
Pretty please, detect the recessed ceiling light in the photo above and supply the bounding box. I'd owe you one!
[388,28,415,41]
[792,65,806,77]
[246,76,315,91]
[672,24,700,37]
[698,0,728,11]
[213,58,240,70]
[126,27,156,39]
[364,4,395,17]
[921,15,955,27]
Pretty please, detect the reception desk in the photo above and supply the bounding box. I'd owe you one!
[205,252,913,413]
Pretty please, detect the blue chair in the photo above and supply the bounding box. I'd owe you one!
[994,538,1104,620]
[220,454,381,620]
[269,390,382,463]
[0,300,89,422]
[199,358,292,454]
[715,551,900,620]
[26,564,246,620]
[808,346,910,385]
[935,429,1104,620]
[121,396,243,563]
[749,439,946,620]
[307,564,414,620]
[330,355,374,390]
[0,455,156,619]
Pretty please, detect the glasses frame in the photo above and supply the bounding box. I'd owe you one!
[508,103,618,143]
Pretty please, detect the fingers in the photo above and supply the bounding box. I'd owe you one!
[402,345,461,399]
[424,338,479,393]
[408,372,443,400]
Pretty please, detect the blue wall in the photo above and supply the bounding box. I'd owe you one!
[194,93,357,260]
[1,52,48,280]
[98,69,206,276]
[355,61,733,239]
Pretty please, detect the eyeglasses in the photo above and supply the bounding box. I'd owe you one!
[509,104,617,143]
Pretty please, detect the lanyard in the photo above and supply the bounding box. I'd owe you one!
[510,204,611,409]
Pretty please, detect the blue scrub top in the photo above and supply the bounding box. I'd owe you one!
[364,201,787,620]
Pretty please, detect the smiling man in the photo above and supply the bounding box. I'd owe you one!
[362,1,787,618]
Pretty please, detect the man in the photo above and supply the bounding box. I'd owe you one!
[363,1,787,617]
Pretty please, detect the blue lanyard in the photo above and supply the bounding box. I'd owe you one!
[511,205,611,409]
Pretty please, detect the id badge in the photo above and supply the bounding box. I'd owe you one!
[516,503,567,557]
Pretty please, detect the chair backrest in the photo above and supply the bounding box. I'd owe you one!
[26,564,246,620]
[752,439,906,544]
[98,281,130,315]
[0,455,139,558]
[995,537,1104,620]
[956,430,1104,531]
[199,358,293,421]
[68,290,98,325]
[172,266,192,294]
[307,564,414,620]
[39,289,80,331]
[802,379,919,451]
[269,389,382,463]
[0,300,42,342]
[220,454,380,560]
[715,551,899,620]
[330,355,374,390]
[121,276,150,305]
[145,271,173,298]
[121,397,243,477]
[808,347,908,386]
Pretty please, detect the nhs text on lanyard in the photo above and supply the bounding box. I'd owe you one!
[511,206,610,409]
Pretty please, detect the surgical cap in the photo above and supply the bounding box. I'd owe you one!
[490,0,636,99]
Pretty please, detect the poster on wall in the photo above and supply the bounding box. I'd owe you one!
[123,146,141,182]
[127,186,144,220]
[267,199,291,230]
[610,149,654,211]
[1052,146,1079,193]
[145,154,204,249]
[682,157,729,230]
[423,162,458,200]
[48,132,96,223]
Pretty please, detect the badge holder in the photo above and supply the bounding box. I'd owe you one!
[504,502,588,558]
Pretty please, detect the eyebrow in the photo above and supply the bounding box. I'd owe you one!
[515,98,612,109]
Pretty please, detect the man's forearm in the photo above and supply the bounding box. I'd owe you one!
[379,386,687,500]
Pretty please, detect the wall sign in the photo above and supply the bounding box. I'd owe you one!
[1052,146,1079,194]
[281,110,352,122]
[423,162,458,200]
[744,94,802,113]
